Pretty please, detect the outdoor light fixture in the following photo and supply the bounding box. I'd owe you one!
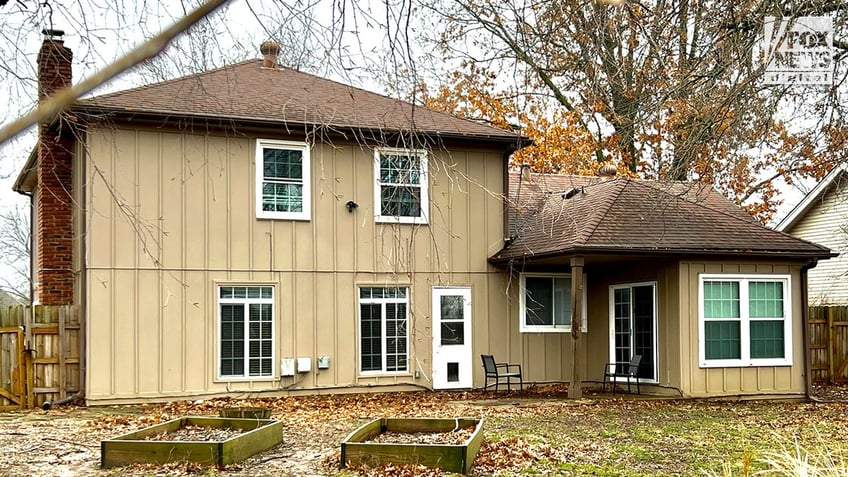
[345,200,358,212]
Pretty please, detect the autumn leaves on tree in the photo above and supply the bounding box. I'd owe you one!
[420,0,848,222]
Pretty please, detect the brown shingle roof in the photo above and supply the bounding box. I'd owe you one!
[75,60,524,143]
[492,172,833,263]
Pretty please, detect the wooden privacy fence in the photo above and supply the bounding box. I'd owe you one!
[0,305,81,410]
[809,305,848,383]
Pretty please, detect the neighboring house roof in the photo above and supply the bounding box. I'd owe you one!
[776,162,848,232]
[74,60,525,145]
[491,172,834,264]
[12,148,37,193]
[774,163,848,305]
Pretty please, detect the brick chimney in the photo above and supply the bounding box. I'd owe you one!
[36,29,75,305]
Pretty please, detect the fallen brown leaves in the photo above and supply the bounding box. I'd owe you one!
[369,426,476,445]
[474,437,568,474]
[143,425,245,442]
[342,461,445,477]
[2,385,848,476]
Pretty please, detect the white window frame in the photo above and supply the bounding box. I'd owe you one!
[217,284,276,381]
[358,286,410,375]
[373,147,429,224]
[255,139,311,220]
[698,274,793,368]
[519,273,588,333]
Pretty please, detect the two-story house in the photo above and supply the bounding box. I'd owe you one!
[15,32,833,404]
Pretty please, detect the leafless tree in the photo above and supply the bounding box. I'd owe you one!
[416,0,848,220]
[0,204,30,304]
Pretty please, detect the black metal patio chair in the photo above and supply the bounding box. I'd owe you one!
[481,354,523,392]
[602,354,643,395]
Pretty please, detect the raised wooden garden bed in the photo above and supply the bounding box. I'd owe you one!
[341,417,484,475]
[219,406,271,419]
[101,416,282,468]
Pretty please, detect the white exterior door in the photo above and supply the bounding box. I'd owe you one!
[432,287,472,389]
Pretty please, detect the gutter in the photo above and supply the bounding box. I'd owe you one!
[801,258,818,400]
[71,105,532,147]
[489,247,836,267]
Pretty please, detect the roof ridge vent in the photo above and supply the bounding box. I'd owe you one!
[260,40,280,69]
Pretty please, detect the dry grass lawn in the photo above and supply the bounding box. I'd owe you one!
[0,385,846,476]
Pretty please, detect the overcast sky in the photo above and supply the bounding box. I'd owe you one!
[0,0,399,211]
[0,0,815,225]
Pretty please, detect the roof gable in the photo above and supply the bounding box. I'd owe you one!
[776,162,848,232]
[75,60,523,143]
[493,172,832,263]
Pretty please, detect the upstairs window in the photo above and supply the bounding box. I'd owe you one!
[374,148,429,224]
[699,274,792,368]
[256,139,310,220]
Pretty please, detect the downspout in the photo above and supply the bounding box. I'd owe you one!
[502,149,512,244]
[78,132,87,405]
[801,258,817,400]
[41,392,82,410]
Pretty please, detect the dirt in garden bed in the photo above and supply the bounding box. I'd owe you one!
[368,425,476,445]
[143,424,246,442]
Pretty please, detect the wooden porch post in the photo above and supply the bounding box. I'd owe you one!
[568,256,585,399]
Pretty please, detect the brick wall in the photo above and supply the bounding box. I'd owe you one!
[36,33,75,305]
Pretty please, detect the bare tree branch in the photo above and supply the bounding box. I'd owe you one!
[0,0,232,145]
[0,203,30,303]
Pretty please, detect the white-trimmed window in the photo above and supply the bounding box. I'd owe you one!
[699,274,792,368]
[218,285,275,379]
[256,139,310,220]
[374,148,428,224]
[519,273,588,333]
[359,286,409,373]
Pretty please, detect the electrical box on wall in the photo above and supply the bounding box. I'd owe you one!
[296,357,312,373]
[317,356,330,369]
[280,358,295,377]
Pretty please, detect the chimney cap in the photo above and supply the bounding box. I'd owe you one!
[260,40,280,68]
[42,29,65,39]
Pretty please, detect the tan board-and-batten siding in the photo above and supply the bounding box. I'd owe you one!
[82,127,513,403]
[678,261,805,397]
[79,126,817,403]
